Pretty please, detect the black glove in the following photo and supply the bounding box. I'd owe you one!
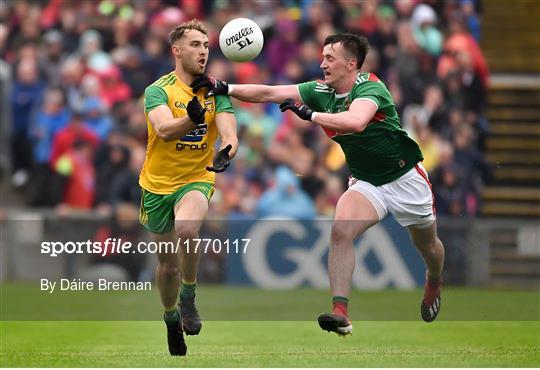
[186,96,207,125]
[207,144,232,173]
[279,99,314,121]
[191,75,229,98]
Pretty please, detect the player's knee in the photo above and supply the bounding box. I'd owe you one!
[158,263,180,279]
[174,224,198,241]
[331,223,354,246]
[418,237,443,256]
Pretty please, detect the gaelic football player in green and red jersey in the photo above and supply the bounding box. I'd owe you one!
[192,33,444,336]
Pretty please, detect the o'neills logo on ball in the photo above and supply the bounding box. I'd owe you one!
[225,27,254,46]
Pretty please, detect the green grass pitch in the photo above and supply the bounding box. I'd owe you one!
[1,286,539,367]
[2,321,539,367]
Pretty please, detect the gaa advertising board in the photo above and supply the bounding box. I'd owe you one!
[226,217,425,289]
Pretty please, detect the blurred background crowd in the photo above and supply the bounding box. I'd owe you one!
[1,0,492,220]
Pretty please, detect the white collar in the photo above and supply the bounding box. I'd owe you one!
[334,92,350,98]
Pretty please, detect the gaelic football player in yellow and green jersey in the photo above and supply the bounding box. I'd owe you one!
[140,19,237,356]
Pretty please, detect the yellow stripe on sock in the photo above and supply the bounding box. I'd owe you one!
[164,302,178,312]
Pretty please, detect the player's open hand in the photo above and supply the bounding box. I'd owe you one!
[191,75,229,98]
[186,96,207,125]
[207,144,232,173]
[279,99,314,121]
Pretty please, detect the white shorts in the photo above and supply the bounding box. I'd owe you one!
[348,163,435,228]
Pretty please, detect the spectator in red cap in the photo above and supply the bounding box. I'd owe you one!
[97,65,132,109]
[50,108,99,166]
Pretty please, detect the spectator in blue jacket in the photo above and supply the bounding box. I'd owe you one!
[31,88,71,165]
[28,87,70,205]
[82,96,113,140]
[10,57,45,186]
[257,166,316,219]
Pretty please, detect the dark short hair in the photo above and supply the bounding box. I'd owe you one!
[323,33,369,70]
[168,19,208,45]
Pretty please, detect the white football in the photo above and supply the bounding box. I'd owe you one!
[219,18,264,62]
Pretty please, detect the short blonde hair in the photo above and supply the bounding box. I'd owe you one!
[168,19,208,45]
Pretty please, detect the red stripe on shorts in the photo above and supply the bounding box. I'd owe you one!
[415,164,436,215]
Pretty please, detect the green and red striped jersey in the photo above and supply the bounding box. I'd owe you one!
[298,72,423,186]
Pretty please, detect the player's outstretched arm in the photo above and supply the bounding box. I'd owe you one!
[148,97,206,142]
[227,84,301,104]
[191,75,300,104]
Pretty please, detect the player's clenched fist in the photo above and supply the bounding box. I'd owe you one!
[186,96,207,125]
[191,75,229,98]
[279,99,314,121]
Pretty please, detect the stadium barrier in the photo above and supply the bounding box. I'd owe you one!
[3,209,537,288]
[1,209,539,321]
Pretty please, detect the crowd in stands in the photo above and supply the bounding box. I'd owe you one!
[1,0,492,219]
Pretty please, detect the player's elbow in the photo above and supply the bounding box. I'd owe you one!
[250,94,272,103]
[265,92,280,104]
[264,86,287,104]
[162,135,176,142]
[353,122,369,133]
[155,127,174,142]
[349,117,369,133]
